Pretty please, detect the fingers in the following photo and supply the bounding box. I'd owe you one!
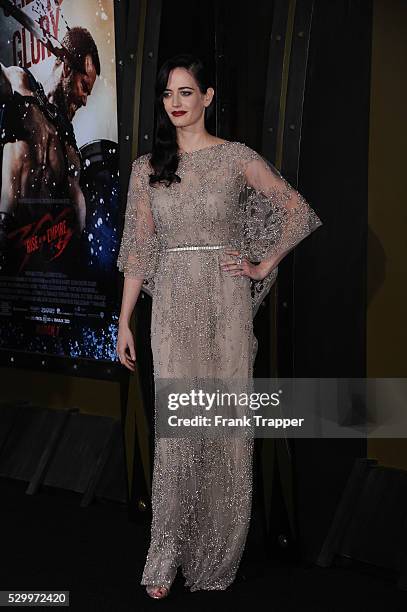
[116,343,136,371]
[220,251,248,277]
[229,266,246,277]
[120,354,136,371]
[221,265,246,276]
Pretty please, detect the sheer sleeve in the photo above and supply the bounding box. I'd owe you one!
[116,155,159,281]
[237,144,323,314]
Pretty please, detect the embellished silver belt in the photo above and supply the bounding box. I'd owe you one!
[165,244,229,252]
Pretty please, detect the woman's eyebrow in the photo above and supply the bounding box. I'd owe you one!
[163,86,195,91]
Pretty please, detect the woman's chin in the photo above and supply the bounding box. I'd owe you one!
[168,114,194,127]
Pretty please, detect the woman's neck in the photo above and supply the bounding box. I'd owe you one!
[176,131,218,154]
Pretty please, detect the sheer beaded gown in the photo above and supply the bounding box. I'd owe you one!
[117,141,322,591]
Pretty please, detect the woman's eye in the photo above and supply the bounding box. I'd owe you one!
[181,91,191,96]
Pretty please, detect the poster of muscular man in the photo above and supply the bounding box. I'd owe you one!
[0,0,119,364]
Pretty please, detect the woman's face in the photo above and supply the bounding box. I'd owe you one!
[162,67,213,129]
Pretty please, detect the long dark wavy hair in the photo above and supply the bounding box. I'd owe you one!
[149,54,215,187]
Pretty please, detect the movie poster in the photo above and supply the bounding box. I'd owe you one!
[0,0,120,363]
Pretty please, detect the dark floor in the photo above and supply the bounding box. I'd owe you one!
[1,477,407,612]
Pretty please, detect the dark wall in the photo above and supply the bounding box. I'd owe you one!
[157,0,274,147]
[297,0,371,379]
[291,0,372,561]
[367,0,407,469]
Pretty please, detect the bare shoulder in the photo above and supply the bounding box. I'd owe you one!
[1,63,32,95]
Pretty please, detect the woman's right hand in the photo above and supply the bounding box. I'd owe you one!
[116,322,136,371]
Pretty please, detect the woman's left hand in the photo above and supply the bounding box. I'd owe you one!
[220,249,269,281]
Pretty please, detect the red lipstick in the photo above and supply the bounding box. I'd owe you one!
[172,111,187,116]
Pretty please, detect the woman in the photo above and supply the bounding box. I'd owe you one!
[116,54,322,599]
